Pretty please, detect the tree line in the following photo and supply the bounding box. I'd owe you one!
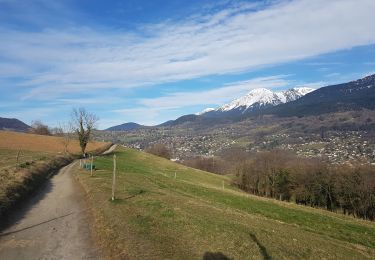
[234,150,375,220]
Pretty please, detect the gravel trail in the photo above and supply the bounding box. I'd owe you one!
[0,161,102,259]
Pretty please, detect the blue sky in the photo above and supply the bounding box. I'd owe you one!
[1,0,375,129]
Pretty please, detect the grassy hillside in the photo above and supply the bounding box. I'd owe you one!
[75,147,375,259]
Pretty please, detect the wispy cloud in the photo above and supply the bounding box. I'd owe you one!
[1,0,375,100]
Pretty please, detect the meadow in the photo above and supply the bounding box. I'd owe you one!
[75,147,375,259]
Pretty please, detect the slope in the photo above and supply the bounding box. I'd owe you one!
[268,74,375,117]
[75,147,375,259]
[0,117,30,132]
[106,122,143,131]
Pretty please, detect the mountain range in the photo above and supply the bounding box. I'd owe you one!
[106,74,375,130]
[3,75,374,133]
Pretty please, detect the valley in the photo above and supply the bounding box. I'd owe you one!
[97,110,375,165]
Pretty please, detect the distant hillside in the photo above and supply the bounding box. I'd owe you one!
[268,74,375,117]
[0,117,30,132]
[159,114,199,127]
[106,122,143,131]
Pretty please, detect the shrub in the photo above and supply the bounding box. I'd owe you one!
[145,143,171,159]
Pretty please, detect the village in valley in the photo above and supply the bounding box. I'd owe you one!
[97,126,375,165]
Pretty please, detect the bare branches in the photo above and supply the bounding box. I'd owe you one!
[29,120,51,136]
[55,122,73,154]
[71,108,99,155]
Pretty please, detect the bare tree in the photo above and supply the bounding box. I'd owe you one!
[71,108,98,156]
[55,122,73,154]
[29,120,51,136]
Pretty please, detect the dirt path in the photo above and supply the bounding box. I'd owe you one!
[102,144,117,155]
[0,161,101,259]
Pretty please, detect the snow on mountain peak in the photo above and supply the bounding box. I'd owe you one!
[217,87,315,113]
[279,87,314,103]
[292,87,315,95]
[196,87,315,115]
[218,88,281,112]
[196,108,215,115]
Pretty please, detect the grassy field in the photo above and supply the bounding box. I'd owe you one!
[0,130,111,218]
[75,147,375,259]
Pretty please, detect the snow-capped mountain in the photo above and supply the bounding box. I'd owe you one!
[281,87,315,103]
[200,87,314,115]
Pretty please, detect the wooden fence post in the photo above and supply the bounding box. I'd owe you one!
[90,155,94,177]
[112,154,117,201]
[16,149,21,168]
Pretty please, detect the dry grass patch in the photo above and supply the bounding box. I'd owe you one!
[0,130,110,154]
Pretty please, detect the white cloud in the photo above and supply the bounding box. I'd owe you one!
[0,0,374,100]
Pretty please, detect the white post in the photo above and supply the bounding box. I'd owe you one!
[79,159,82,168]
[112,154,117,201]
[90,155,94,177]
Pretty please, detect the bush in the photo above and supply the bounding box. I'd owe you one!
[145,144,171,159]
[29,120,51,136]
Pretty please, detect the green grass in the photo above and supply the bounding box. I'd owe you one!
[75,147,375,259]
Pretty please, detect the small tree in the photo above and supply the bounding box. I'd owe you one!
[71,108,98,156]
[55,122,73,154]
[29,120,51,135]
